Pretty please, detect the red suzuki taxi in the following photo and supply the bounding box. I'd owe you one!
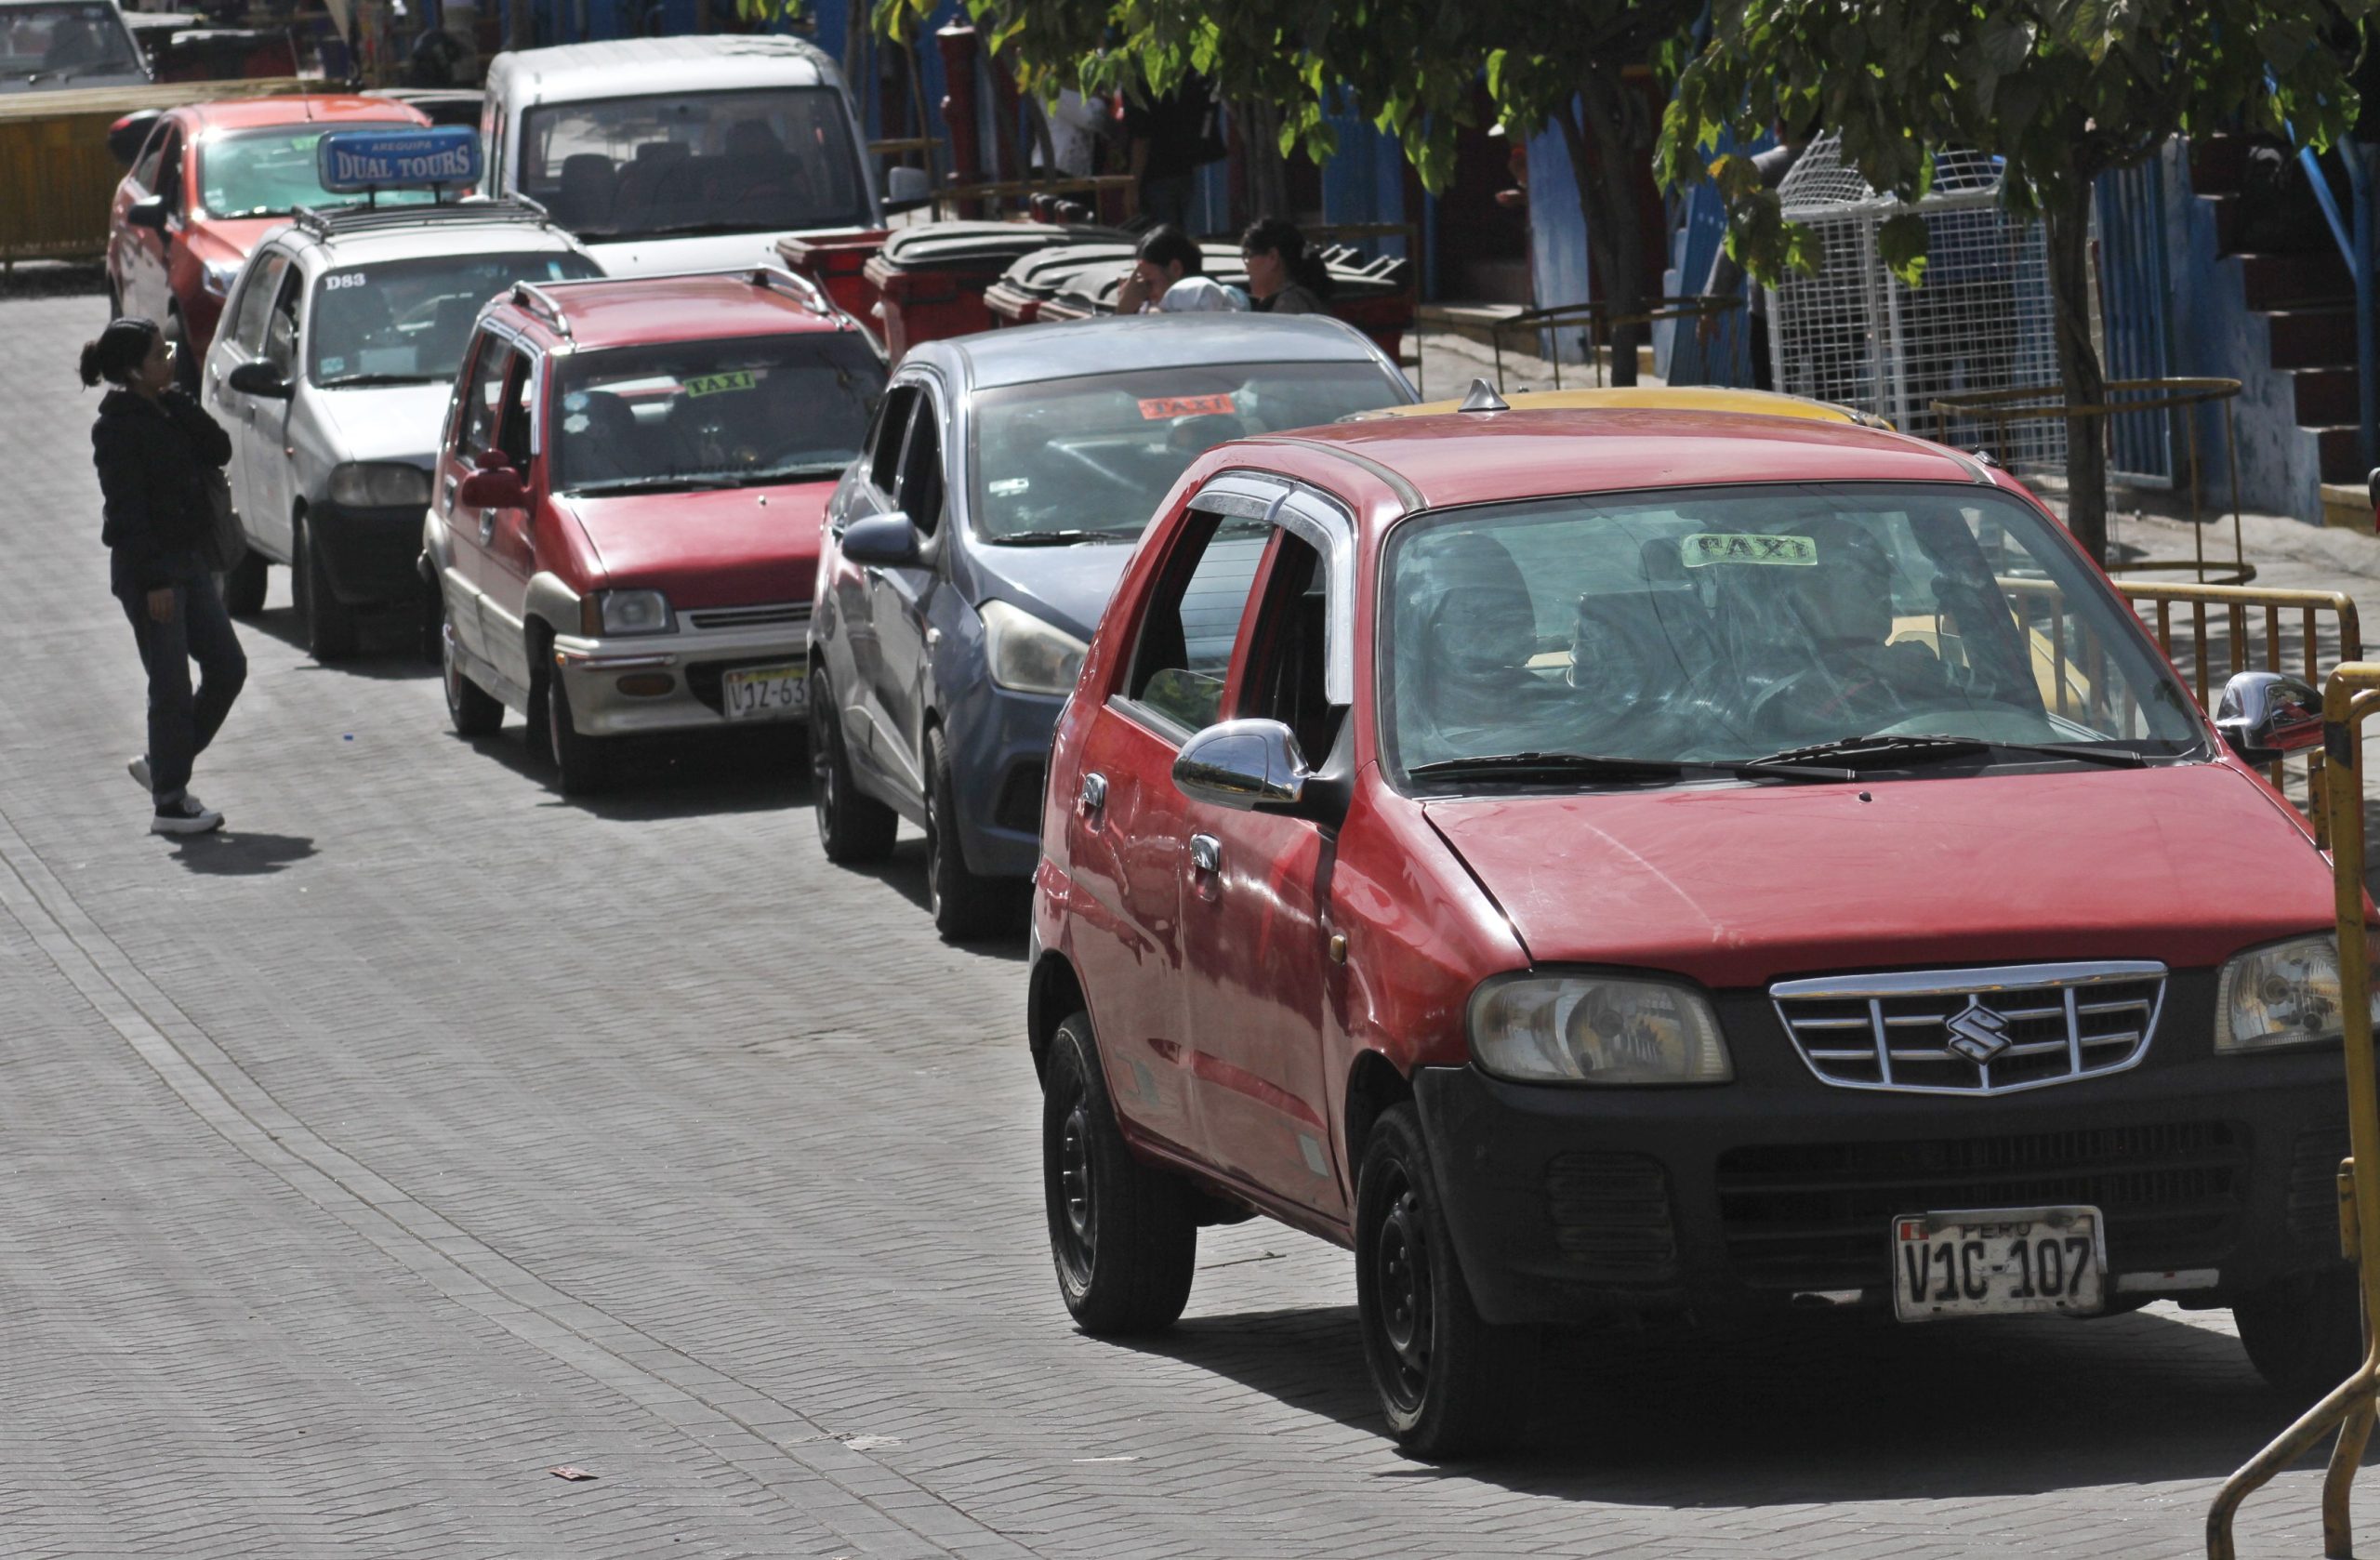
[106,95,433,385]
[425,267,885,792]
[1027,392,2353,1454]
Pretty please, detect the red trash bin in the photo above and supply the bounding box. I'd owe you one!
[776,231,891,343]
[864,221,1130,358]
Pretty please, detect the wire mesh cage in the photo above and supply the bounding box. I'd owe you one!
[1768,138,2065,468]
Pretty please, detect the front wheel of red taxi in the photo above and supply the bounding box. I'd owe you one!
[1356,1106,1539,1459]
[1041,1013,1198,1334]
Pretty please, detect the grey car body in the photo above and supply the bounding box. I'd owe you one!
[810,312,1414,924]
[0,0,145,92]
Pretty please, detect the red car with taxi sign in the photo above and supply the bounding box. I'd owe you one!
[1027,390,2354,1453]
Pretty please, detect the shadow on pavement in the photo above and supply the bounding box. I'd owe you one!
[165,829,317,875]
[1122,1301,2360,1500]
[834,839,1032,960]
[243,605,434,680]
[0,262,106,300]
[454,719,808,822]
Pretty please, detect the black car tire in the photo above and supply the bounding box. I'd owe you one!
[925,725,1011,941]
[2235,1269,2363,1396]
[543,663,610,795]
[1355,1104,1537,1458]
[442,601,503,737]
[809,668,897,864]
[221,545,268,617]
[1043,1011,1197,1334]
[292,514,358,662]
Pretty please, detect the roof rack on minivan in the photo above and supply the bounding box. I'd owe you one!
[509,282,572,338]
[290,199,556,241]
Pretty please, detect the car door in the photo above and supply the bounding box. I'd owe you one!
[122,122,181,322]
[823,382,916,776]
[243,259,306,562]
[1062,498,1274,1163]
[472,347,543,693]
[206,245,287,536]
[865,376,949,800]
[432,328,515,665]
[111,119,168,311]
[1175,511,1351,1220]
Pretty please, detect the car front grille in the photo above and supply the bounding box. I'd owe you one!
[2288,1125,2351,1251]
[1769,961,2166,1095]
[1545,1151,1679,1282]
[1716,1121,2246,1291]
[686,602,812,632]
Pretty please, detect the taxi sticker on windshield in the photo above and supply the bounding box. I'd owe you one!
[1681,532,1818,568]
[989,477,1030,496]
[1137,392,1236,420]
[683,370,757,398]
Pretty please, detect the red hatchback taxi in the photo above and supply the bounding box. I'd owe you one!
[426,267,885,791]
[1028,398,2354,1454]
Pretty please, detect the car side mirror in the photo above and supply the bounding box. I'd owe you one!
[2216,670,2322,764]
[457,466,527,509]
[226,361,292,400]
[108,111,158,167]
[1173,719,1313,812]
[126,194,168,231]
[884,165,931,210]
[840,510,919,567]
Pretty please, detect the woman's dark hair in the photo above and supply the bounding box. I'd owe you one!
[1238,216,1333,298]
[80,316,159,389]
[1136,223,1203,276]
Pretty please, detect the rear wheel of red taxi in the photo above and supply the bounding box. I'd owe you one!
[925,727,1012,941]
[2234,1268,2362,1395]
[1042,1012,1197,1334]
[809,667,897,863]
[1356,1106,1537,1458]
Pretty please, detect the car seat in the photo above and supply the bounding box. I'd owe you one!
[553,153,616,230]
[312,285,395,377]
[558,390,649,486]
[1396,530,1548,751]
[613,140,698,231]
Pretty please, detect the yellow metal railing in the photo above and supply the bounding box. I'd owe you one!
[2206,663,2380,1559]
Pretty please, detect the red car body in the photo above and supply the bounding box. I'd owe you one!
[426,268,886,792]
[1028,405,2349,1448]
[105,96,430,369]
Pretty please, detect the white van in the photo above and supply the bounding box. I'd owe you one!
[479,35,881,276]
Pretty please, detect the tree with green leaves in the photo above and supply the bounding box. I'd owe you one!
[866,0,1698,384]
[1660,0,2372,562]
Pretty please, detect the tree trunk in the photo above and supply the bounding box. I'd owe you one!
[2042,195,2109,564]
[1235,97,1290,230]
[1564,75,1646,387]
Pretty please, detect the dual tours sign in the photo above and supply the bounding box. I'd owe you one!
[315,126,483,195]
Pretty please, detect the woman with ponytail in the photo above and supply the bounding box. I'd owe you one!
[1238,217,1333,315]
[84,316,245,836]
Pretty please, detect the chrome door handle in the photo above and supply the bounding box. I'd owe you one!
[1078,771,1106,821]
[1189,833,1221,875]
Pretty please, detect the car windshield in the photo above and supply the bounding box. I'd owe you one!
[969,360,1407,542]
[1381,483,2208,787]
[200,125,435,218]
[551,332,885,496]
[520,86,869,241]
[1,1,139,83]
[308,251,599,388]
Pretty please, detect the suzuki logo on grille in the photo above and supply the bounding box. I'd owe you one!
[1945,999,2014,1064]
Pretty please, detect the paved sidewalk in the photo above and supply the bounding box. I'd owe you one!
[3,270,2377,1558]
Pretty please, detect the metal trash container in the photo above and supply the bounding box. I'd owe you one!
[862,219,1129,357]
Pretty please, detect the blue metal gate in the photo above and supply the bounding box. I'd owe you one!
[2094,159,2176,485]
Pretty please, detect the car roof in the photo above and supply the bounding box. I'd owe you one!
[923,312,1399,391]
[1349,385,1879,426]
[275,206,586,266]
[179,95,432,132]
[506,270,857,349]
[486,35,840,103]
[1241,407,1993,512]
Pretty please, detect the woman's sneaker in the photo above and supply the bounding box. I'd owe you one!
[151,796,223,836]
[127,755,151,790]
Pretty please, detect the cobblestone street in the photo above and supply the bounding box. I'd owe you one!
[2,275,2373,1557]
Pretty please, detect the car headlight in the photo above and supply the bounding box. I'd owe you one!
[589,588,674,637]
[201,257,241,297]
[980,598,1087,696]
[327,462,431,508]
[2215,932,2380,1053]
[1467,972,1733,1085]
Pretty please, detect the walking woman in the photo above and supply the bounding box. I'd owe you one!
[84,317,245,836]
[1238,217,1334,315]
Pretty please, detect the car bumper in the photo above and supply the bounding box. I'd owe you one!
[1411,977,2348,1327]
[942,678,1063,879]
[552,621,812,738]
[311,501,431,605]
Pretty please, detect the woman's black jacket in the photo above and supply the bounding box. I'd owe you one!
[92,387,232,595]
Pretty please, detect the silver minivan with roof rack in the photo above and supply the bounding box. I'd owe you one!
[201,196,601,660]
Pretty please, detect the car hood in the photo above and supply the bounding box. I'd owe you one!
[561,482,831,609]
[965,536,1139,642]
[313,382,453,466]
[189,216,284,264]
[582,228,865,278]
[1418,761,2333,988]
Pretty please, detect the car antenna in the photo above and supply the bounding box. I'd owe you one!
[1459,378,1509,413]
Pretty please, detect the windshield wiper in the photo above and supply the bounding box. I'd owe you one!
[320,373,438,388]
[1740,733,2149,772]
[992,528,1138,546]
[722,463,850,486]
[1409,750,1854,786]
[566,474,731,496]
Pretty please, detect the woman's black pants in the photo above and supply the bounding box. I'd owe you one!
[117,566,245,803]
